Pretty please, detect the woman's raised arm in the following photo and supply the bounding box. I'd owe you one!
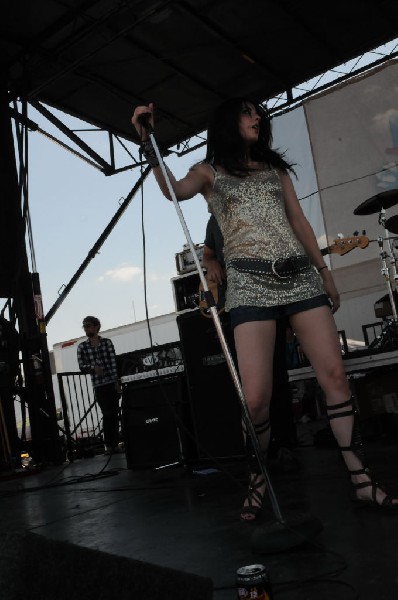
[131,104,212,201]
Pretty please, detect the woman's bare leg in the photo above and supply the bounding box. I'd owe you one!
[234,320,276,519]
[290,306,398,506]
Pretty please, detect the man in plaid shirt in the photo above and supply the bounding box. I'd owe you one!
[77,316,122,454]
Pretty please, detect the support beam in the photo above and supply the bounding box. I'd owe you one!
[45,166,151,324]
[1,88,62,465]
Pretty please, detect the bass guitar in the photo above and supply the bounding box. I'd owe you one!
[198,235,369,318]
[320,234,369,256]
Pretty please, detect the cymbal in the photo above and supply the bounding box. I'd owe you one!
[353,189,398,215]
[385,214,398,234]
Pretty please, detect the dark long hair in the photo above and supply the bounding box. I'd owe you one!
[204,97,295,177]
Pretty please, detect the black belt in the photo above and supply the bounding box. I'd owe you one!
[228,255,311,279]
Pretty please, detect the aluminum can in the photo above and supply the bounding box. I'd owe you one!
[236,564,273,599]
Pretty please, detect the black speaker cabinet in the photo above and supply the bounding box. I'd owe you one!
[176,310,245,460]
[122,375,188,469]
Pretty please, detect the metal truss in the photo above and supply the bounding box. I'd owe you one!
[8,35,397,175]
[266,39,398,116]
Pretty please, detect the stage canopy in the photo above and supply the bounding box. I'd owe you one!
[2,0,398,150]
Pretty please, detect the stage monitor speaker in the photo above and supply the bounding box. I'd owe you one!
[122,375,189,469]
[176,310,245,461]
[0,532,213,600]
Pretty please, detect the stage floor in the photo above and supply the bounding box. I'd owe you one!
[1,419,398,599]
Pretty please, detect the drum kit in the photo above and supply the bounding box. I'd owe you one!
[354,189,398,349]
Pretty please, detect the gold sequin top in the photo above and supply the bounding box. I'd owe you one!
[206,167,324,310]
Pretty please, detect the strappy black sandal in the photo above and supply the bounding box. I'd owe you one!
[350,467,398,511]
[240,472,267,522]
[327,398,398,512]
[240,418,270,521]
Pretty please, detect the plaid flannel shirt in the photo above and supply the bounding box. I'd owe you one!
[77,337,118,388]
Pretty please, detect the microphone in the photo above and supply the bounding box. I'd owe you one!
[137,112,153,133]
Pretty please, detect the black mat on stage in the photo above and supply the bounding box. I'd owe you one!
[0,421,397,600]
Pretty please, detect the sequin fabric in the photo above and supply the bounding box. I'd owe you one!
[206,168,324,311]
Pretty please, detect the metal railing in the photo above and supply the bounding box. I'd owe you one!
[57,372,105,461]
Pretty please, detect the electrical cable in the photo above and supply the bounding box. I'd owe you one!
[212,539,360,598]
[132,132,265,494]
[298,161,398,202]
[132,152,256,494]
[0,468,121,498]
[213,576,359,600]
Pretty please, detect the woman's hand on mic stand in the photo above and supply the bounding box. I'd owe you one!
[131,103,154,141]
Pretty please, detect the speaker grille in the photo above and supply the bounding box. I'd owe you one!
[122,376,186,469]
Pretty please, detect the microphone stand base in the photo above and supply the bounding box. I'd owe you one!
[250,510,323,554]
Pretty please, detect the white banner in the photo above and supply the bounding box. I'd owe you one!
[304,59,398,282]
[303,59,398,341]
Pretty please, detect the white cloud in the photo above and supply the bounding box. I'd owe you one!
[98,264,142,282]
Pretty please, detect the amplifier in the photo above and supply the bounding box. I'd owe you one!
[175,244,204,275]
[122,375,196,468]
[118,342,183,379]
[171,271,201,313]
[374,291,398,318]
[121,364,184,384]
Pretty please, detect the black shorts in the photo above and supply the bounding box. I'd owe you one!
[229,294,330,329]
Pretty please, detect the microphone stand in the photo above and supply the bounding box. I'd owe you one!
[139,121,323,551]
[374,210,398,349]
[141,122,283,522]
[379,210,398,319]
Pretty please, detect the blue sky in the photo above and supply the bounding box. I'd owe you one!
[26,106,209,349]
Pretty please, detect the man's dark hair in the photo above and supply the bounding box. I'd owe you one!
[83,316,101,329]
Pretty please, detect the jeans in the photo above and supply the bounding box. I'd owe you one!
[94,383,120,448]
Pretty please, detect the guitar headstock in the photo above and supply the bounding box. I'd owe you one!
[327,235,369,256]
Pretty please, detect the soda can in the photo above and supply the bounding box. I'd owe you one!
[236,564,273,599]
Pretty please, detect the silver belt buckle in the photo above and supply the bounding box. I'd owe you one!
[271,258,290,279]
